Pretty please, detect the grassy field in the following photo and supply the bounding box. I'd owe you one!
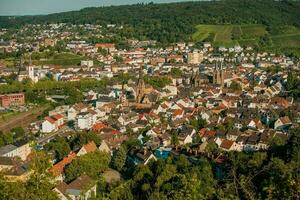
[241,24,267,39]
[192,24,238,46]
[31,52,86,66]
[0,111,19,121]
[271,33,300,48]
[192,24,300,49]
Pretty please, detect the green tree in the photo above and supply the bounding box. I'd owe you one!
[230,81,242,91]
[71,131,101,150]
[65,151,111,182]
[26,150,58,200]
[110,181,134,200]
[111,146,127,172]
[11,127,25,141]
[44,136,71,161]
[170,68,183,77]
[190,117,207,131]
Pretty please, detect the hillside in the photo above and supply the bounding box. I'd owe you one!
[1,0,300,43]
[192,24,300,49]
[0,0,299,56]
[192,24,268,47]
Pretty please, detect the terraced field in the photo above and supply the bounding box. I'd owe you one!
[271,33,300,48]
[192,24,300,49]
[240,24,267,39]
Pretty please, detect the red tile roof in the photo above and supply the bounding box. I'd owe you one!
[50,152,76,177]
[52,114,64,120]
[45,116,56,124]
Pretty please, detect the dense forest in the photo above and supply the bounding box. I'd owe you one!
[1,0,300,43]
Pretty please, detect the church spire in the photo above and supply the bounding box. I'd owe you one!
[136,66,146,103]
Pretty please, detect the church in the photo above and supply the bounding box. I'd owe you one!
[120,67,159,109]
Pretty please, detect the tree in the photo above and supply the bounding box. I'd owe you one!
[230,81,242,92]
[44,136,71,161]
[11,127,25,141]
[65,151,110,182]
[71,131,101,150]
[170,68,183,77]
[175,155,190,174]
[110,181,134,200]
[111,146,127,172]
[26,150,58,200]
[0,132,13,146]
[190,117,207,131]
[170,129,179,149]
[97,48,108,56]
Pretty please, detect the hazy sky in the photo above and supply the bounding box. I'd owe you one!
[0,0,194,16]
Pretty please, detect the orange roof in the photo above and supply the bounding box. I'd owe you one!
[95,43,115,48]
[92,122,107,131]
[50,152,76,177]
[82,141,97,153]
[173,109,184,117]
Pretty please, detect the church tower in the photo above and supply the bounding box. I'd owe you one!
[136,66,146,103]
[220,61,224,88]
[120,83,128,107]
[213,60,225,87]
[191,69,201,88]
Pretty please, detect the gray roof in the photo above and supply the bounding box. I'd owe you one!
[0,145,17,156]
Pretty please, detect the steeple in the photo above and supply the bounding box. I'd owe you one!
[136,66,146,103]
[213,59,224,87]
[29,54,32,66]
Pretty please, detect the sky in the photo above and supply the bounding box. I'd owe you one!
[0,0,194,16]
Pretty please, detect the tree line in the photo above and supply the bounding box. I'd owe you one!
[1,0,299,44]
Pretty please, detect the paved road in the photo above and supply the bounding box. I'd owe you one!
[37,126,74,145]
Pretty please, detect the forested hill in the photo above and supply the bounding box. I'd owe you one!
[1,0,300,43]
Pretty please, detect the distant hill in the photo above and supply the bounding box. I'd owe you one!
[0,0,300,46]
[192,24,300,49]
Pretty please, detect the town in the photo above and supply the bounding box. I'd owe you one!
[0,1,300,199]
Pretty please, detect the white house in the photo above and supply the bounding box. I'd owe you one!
[42,114,64,133]
[0,140,31,161]
[78,112,97,130]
